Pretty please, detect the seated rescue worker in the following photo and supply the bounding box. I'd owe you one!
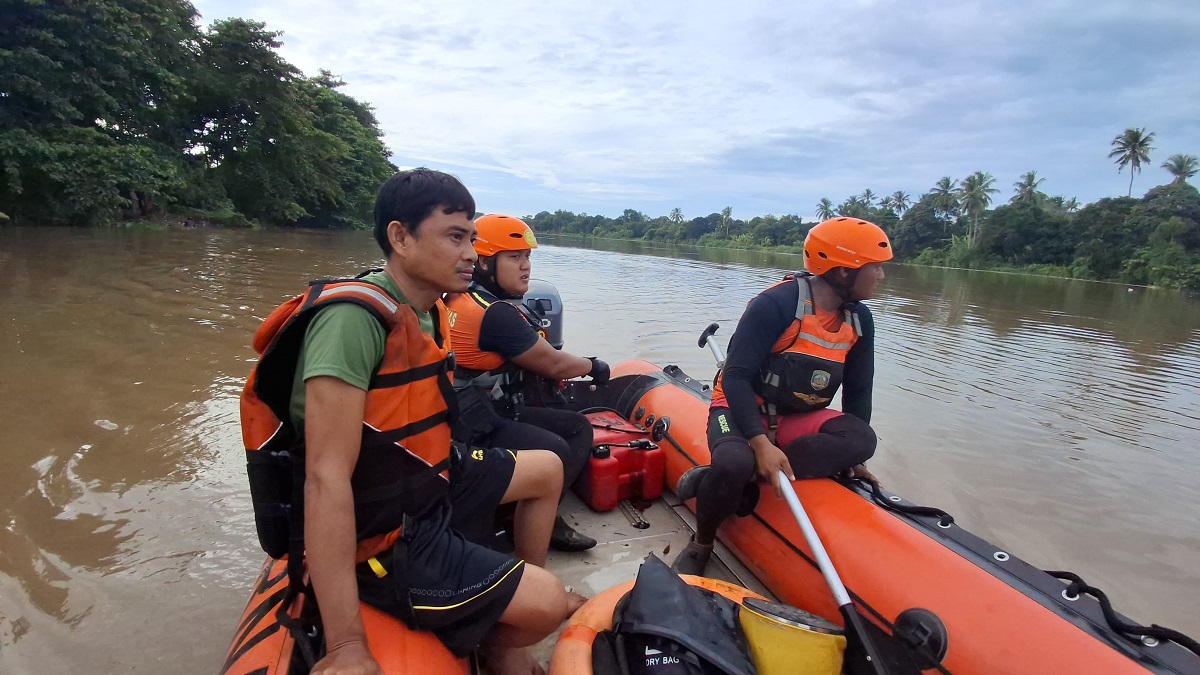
[241,169,580,675]
[445,214,609,552]
[670,217,892,576]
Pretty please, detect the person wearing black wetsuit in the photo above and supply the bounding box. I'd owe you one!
[671,217,893,576]
[445,214,610,552]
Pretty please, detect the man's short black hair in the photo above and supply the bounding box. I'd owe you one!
[373,168,476,255]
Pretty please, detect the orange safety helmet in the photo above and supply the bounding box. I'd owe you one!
[803,217,893,274]
[473,214,538,257]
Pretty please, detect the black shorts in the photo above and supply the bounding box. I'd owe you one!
[356,510,525,657]
[448,445,517,545]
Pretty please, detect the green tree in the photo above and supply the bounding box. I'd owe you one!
[1043,195,1080,217]
[889,195,949,258]
[836,196,869,219]
[1011,171,1046,205]
[0,0,200,224]
[1109,127,1156,197]
[1126,181,1200,252]
[1073,197,1141,278]
[669,208,684,225]
[890,191,912,216]
[957,171,998,241]
[720,206,732,237]
[930,177,959,224]
[183,19,347,225]
[683,215,718,240]
[977,203,1075,265]
[1161,154,1198,184]
[815,198,834,220]
[294,73,396,227]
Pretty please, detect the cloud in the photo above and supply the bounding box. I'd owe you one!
[191,0,1200,219]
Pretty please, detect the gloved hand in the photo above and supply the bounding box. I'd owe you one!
[587,357,611,385]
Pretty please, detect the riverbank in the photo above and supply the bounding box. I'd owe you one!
[537,232,1190,291]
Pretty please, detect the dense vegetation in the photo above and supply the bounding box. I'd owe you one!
[1,0,395,227]
[528,153,1200,290]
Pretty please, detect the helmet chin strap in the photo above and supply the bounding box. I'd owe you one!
[473,257,523,300]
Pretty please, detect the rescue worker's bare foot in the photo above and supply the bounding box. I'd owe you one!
[486,646,544,675]
[566,590,589,615]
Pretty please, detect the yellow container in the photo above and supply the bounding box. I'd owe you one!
[738,597,846,675]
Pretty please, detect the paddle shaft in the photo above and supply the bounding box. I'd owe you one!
[779,470,889,674]
[777,471,851,604]
[705,339,726,370]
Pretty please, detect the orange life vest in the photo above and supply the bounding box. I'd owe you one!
[241,277,458,565]
[446,285,510,372]
[711,273,861,416]
[444,284,544,410]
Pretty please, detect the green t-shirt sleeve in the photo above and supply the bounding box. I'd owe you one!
[289,303,387,428]
[302,304,387,387]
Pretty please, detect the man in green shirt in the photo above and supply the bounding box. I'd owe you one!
[292,169,576,675]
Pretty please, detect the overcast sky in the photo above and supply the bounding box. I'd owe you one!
[191,0,1200,221]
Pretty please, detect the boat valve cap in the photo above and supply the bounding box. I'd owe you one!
[893,607,949,669]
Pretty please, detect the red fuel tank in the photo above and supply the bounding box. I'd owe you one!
[574,411,665,512]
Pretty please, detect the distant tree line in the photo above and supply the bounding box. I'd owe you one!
[1,0,395,227]
[529,133,1200,290]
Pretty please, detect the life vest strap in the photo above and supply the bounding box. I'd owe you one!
[370,355,453,389]
[364,411,451,445]
[793,273,816,320]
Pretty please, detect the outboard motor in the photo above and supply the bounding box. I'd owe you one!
[519,279,564,349]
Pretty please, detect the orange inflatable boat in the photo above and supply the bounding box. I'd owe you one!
[551,359,1198,675]
[221,359,1199,674]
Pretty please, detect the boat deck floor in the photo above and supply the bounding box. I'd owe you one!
[530,490,774,665]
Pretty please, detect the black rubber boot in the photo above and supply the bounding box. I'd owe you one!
[670,537,713,576]
[674,465,710,501]
[550,515,597,552]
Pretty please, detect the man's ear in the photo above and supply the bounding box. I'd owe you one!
[388,220,411,254]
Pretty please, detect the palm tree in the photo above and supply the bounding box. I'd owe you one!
[1109,127,1155,196]
[815,198,835,220]
[890,191,911,215]
[1161,154,1198,184]
[837,196,867,219]
[1046,195,1081,216]
[878,195,895,213]
[669,208,684,225]
[860,189,876,206]
[930,177,958,223]
[957,171,998,241]
[1011,171,1045,205]
[720,206,732,238]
